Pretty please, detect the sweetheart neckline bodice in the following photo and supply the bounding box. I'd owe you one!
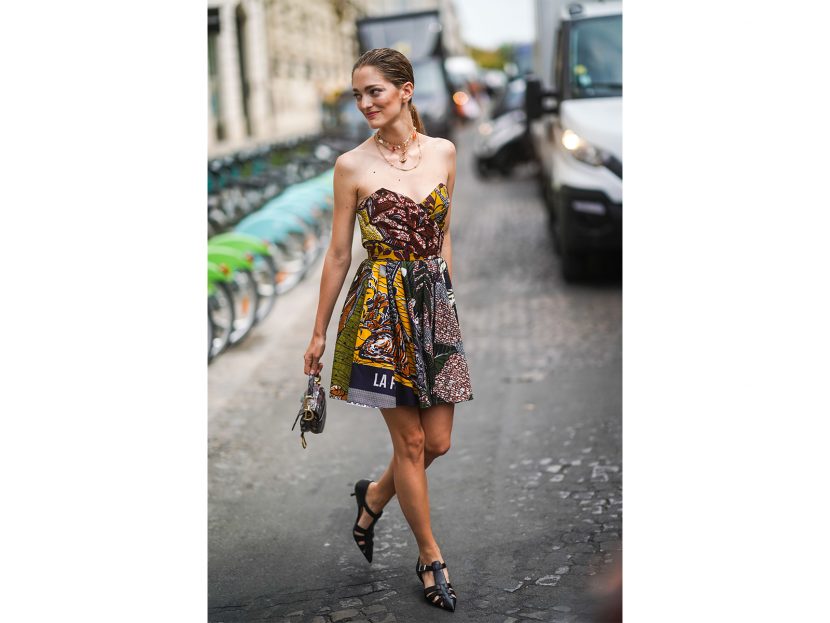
[356,182,447,210]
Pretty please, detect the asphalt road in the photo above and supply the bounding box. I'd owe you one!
[208,124,622,623]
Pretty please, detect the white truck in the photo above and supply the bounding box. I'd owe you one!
[526,1,622,280]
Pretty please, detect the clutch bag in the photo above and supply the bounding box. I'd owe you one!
[291,373,326,449]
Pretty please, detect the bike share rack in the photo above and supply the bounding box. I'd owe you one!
[208,136,342,364]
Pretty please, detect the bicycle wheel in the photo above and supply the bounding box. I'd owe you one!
[252,253,279,323]
[272,233,307,294]
[209,281,235,360]
[227,269,259,345]
[208,309,213,362]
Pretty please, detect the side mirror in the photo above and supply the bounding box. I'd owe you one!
[525,77,558,121]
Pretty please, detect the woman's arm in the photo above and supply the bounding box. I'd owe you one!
[441,139,457,280]
[304,154,358,375]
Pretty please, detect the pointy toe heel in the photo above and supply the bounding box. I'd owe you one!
[419,559,457,612]
[350,479,383,563]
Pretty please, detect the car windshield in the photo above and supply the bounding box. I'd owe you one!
[412,60,445,99]
[569,15,622,98]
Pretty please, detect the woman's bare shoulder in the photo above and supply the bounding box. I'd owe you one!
[426,135,456,156]
[335,139,375,171]
[333,141,376,201]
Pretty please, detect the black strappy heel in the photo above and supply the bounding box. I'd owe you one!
[416,558,457,612]
[350,479,383,563]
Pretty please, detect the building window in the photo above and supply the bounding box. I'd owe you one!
[208,26,224,141]
[235,4,252,137]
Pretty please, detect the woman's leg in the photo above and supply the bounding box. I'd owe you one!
[358,403,455,529]
[421,403,454,460]
[356,404,455,586]
[412,403,454,585]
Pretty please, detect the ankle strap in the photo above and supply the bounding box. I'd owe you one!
[418,560,446,571]
[363,504,382,520]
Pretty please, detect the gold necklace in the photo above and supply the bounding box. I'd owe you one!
[375,128,417,163]
[374,131,421,171]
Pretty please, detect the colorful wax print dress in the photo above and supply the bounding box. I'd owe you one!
[329,182,474,409]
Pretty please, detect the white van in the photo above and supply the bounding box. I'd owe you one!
[526,1,622,280]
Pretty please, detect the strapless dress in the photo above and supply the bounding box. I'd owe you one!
[329,182,474,409]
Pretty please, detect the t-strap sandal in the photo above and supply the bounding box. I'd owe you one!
[350,479,383,563]
[417,558,457,612]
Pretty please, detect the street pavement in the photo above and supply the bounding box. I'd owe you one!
[208,124,622,623]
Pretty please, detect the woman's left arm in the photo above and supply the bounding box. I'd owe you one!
[442,139,457,279]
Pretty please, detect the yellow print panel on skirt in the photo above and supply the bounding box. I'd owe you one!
[353,263,416,390]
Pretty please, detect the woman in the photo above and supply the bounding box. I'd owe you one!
[304,47,473,613]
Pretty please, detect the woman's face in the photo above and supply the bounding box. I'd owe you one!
[352,65,413,129]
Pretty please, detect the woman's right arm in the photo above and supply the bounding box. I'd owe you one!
[304,154,358,375]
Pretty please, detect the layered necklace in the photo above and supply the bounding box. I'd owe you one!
[374,127,421,170]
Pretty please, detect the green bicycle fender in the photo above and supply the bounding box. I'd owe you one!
[207,246,254,273]
[208,260,234,296]
[209,232,270,256]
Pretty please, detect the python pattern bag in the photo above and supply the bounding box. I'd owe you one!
[291,373,327,449]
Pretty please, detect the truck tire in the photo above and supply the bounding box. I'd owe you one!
[560,245,585,282]
[549,217,563,256]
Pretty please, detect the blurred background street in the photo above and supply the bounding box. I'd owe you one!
[208,1,622,622]
[209,128,621,623]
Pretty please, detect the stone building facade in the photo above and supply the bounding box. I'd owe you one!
[208,0,465,157]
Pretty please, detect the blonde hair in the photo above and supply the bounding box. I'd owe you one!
[353,47,426,135]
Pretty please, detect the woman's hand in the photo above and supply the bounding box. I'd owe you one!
[304,335,326,375]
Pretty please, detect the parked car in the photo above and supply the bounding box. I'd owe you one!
[474,78,535,177]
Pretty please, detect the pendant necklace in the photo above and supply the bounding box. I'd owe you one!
[375,128,418,165]
[374,129,423,171]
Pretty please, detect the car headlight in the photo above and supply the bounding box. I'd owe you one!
[560,127,605,166]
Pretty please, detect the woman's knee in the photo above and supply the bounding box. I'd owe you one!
[394,427,426,463]
[424,436,451,458]
[420,403,453,459]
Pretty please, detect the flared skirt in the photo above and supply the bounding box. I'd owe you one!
[329,256,473,409]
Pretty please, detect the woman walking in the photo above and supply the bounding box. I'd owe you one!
[304,47,473,613]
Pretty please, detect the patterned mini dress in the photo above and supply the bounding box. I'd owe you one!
[329,182,474,409]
